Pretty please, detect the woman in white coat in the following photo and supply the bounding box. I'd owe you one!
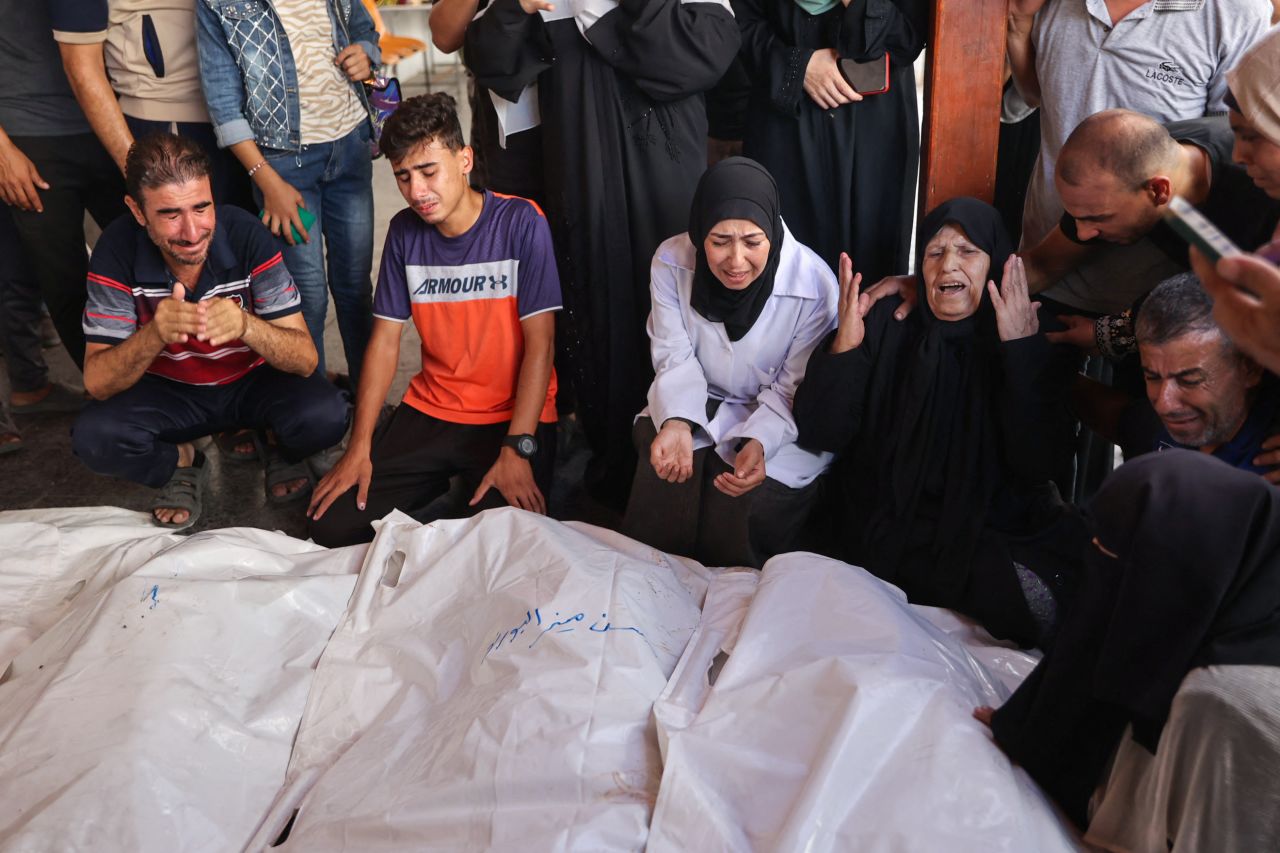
[622,157,838,567]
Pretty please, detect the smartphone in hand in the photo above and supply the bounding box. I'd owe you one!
[838,53,890,96]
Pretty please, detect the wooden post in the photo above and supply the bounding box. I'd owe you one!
[919,0,1008,215]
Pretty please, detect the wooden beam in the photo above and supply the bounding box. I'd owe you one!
[919,0,1008,215]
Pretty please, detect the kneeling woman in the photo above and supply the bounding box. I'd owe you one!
[794,198,1077,646]
[622,158,837,568]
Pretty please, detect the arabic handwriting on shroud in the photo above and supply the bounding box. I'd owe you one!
[485,610,648,656]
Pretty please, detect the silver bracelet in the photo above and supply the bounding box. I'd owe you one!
[247,160,267,178]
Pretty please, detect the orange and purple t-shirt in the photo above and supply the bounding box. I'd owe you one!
[372,191,561,425]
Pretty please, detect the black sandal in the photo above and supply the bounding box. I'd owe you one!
[214,429,260,462]
[151,451,209,530]
[255,436,313,505]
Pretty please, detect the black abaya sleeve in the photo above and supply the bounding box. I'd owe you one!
[731,0,812,116]
[833,0,928,65]
[794,297,899,453]
[998,334,1076,488]
[463,0,553,102]
[583,0,741,101]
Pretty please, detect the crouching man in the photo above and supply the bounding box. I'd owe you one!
[1074,272,1280,478]
[72,133,349,529]
[307,93,559,547]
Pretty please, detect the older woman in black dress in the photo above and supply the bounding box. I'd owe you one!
[794,198,1077,646]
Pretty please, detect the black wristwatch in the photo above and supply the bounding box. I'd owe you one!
[503,433,539,459]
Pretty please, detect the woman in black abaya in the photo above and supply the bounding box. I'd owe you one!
[794,198,1078,646]
[983,450,1280,829]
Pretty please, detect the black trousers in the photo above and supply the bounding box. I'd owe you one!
[7,134,127,369]
[308,404,557,548]
[0,206,47,392]
[72,367,349,488]
[622,417,818,569]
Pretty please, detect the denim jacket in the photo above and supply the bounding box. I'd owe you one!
[195,0,381,151]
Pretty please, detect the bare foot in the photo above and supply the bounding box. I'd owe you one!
[270,476,309,499]
[973,706,995,727]
[154,443,196,526]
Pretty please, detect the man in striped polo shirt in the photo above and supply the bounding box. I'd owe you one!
[72,133,349,529]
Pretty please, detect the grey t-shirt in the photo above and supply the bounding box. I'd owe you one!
[0,0,89,137]
[1021,0,1272,249]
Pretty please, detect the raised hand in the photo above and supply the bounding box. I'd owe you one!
[651,419,694,484]
[989,255,1041,342]
[804,49,862,111]
[1191,246,1280,376]
[830,252,869,353]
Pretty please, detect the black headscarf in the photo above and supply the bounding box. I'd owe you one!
[992,450,1280,826]
[862,198,1015,604]
[688,157,784,341]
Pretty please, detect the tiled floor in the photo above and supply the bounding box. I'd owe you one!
[0,65,615,537]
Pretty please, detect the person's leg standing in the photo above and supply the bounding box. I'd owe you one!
[7,134,123,368]
[0,207,49,396]
[318,125,374,385]
[253,145,329,375]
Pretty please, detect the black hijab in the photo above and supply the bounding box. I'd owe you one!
[688,157,784,341]
[992,450,1280,826]
[862,198,1015,605]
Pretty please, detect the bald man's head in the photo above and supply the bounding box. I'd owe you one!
[1054,110,1182,244]
[1058,110,1182,189]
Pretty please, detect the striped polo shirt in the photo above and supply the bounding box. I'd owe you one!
[83,205,301,386]
[373,191,561,425]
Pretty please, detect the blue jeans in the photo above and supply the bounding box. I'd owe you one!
[257,124,374,382]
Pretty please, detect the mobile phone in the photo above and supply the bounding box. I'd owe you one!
[1163,196,1240,263]
[259,203,316,244]
[838,53,890,96]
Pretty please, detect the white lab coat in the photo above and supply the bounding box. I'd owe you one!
[640,223,838,488]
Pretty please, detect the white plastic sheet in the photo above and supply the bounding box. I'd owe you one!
[254,509,710,852]
[2,509,1086,852]
[0,508,363,853]
[649,553,1083,853]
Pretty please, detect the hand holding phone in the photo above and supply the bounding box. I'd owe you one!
[838,53,890,96]
[1163,195,1241,264]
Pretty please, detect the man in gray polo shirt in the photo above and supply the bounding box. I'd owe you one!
[1007,0,1270,313]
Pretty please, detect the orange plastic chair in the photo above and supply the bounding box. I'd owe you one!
[361,0,427,69]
